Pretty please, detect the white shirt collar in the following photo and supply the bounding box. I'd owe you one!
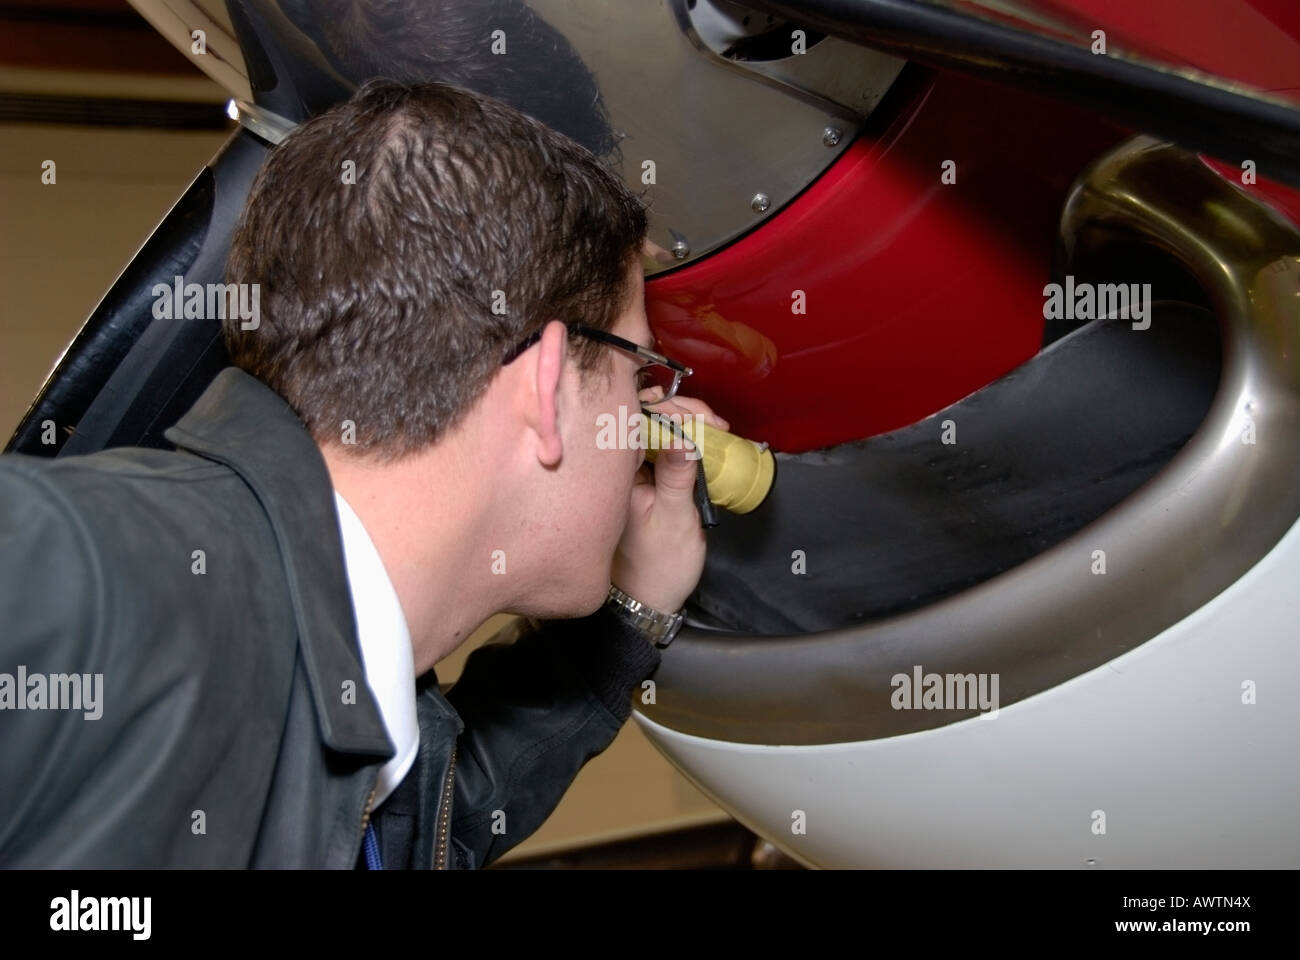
[332,490,419,808]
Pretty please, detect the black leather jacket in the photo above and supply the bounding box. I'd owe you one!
[0,367,661,868]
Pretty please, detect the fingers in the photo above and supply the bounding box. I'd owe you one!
[639,388,730,432]
[668,395,729,432]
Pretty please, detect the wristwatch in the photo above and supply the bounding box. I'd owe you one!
[604,583,686,649]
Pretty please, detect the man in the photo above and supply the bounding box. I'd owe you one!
[0,79,726,868]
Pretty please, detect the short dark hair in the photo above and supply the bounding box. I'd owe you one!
[224,78,648,460]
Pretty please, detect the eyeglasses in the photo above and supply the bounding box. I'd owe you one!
[501,321,693,402]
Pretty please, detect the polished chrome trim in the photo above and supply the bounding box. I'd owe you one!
[231,99,296,145]
[638,137,1300,745]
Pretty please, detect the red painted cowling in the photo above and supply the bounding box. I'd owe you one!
[647,71,1125,453]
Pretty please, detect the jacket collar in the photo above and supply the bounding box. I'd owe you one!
[164,366,393,759]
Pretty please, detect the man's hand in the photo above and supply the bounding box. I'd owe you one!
[610,387,729,614]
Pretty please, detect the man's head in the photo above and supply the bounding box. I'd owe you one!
[224,77,647,460]
[223,79,655,644]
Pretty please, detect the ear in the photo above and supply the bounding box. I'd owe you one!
[530,320,567,467]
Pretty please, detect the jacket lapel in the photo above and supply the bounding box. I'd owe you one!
[164,366,393,759]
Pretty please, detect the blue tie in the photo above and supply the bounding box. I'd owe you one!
[363,822,383,870]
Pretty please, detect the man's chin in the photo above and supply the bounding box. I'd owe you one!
[569,581,609,619]
[514,581,607,621]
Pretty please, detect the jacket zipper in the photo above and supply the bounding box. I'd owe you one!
[357,782,377,864]
[433,742,459,870]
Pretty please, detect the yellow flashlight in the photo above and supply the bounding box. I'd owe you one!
[639,412,775,514]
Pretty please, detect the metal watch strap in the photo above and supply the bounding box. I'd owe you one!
[604,583,685,648]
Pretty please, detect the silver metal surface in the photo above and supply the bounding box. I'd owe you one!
[230,99,296,144]
[639,137,1300,745]
[524,0,904,273]
[672,0,906,117]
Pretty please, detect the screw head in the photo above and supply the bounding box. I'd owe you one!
[670,239,690,259]
[751,193,770,213]
[823,126,842,147]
